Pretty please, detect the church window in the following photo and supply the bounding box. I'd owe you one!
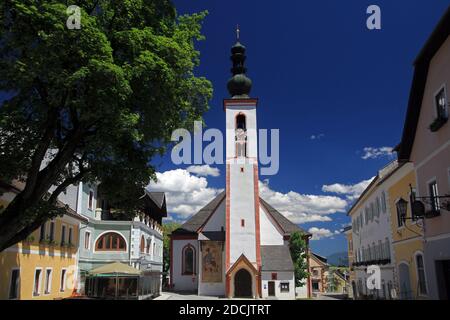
[182,245,195,275]
[235,114,247,158]
[236,114,246,130]
[96,232,127,251]
[241,219,245,227]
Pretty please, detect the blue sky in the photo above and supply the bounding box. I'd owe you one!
[1,1,448,258]
[149,0,450,257]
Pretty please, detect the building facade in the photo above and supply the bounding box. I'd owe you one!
[348,162,400,300]
[0,180,87,300]
[344,226,355,299]
[67,182,167,298]
[170,38,311,300]
[0,179,167,300]
[308,253,329,296]
[397,7,450,300]
[386,165,428,299]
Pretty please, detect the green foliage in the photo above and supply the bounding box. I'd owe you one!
[289,231,309,287]
[162,222,181,274]
[0,0,212,249]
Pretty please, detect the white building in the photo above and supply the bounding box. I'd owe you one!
[170,38,311,299]
[349,161,402,299]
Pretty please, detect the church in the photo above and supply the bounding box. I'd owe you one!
[170,33,311,299]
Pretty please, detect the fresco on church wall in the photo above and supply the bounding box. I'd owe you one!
[201,242,223,283]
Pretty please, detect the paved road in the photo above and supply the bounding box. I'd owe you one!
[155,292,220,300]
[155,291,347,300]
[313,293,347,300]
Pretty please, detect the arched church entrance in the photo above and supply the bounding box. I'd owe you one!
[234,269,252,298]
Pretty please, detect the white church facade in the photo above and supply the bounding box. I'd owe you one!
[170,36,311,299]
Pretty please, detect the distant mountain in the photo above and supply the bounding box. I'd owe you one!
[327,252,349,267]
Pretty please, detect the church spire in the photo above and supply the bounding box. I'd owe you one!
[227,27,252,98]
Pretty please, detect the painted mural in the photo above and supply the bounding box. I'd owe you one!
[201,242,222,283]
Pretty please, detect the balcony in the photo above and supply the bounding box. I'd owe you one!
[352,259,391,268]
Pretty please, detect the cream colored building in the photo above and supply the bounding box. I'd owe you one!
[396,7,450,300]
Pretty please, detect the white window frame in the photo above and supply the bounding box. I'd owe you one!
[68,226,73,245]
[395,198,405,229]
[84,231,91,250]
[49,220,55,242]
[32,268,43,297]
[433,83,448,119]
[8,268,20,300]
[61,224,67,246]
[93,230,128,253]
[426,177,440,211]
[39,222,47,242]
[280,282,290,293]
[43,268,53,295]
[381,191,387,213]
[60,269,67,292]
[88,189,94,211]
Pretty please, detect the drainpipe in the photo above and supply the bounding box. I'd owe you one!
[129,223,133,267]
[76,182,83,214]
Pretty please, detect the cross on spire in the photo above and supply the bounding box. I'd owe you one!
[236,24,240,41]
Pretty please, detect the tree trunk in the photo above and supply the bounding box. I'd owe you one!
[0,127,87,252]
[0,194,46,251]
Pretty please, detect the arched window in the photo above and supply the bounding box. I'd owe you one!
[415,253,427,295]
[182,245,195,275]
[95,232,126,251]
[146,239,151,254]
[236,114,246,130]
[235,114,247,158]
[140,236,145,253]
[153,242,156,256]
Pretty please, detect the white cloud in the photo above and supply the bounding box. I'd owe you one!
[361,147,394,160]
[259,182,347,224]
[308,227,341,241]
[147,169,223,218]
[310,133,325,140]
[322,177,374,201]
[148,170,370,227]
[186,165,220,177]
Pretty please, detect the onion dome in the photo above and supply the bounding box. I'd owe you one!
[227,33,252,98]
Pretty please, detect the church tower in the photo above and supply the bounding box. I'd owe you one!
[224,29,261,298]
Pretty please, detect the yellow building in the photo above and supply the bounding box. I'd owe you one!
[387,165,428,300]
[328,268,349,294]
[344,226,355,299]
[309,253,329,295]
[0,181,87,300]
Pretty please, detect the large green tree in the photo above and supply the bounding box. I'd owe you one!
[289,231,310,287]
[0,0,212,251]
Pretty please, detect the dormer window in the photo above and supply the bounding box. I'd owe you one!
[430,86,448,132]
